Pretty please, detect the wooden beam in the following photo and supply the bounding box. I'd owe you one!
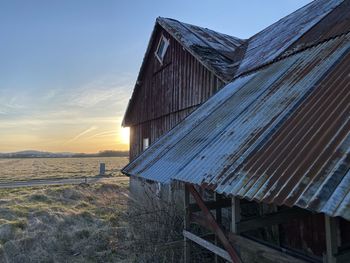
[215,193,223,225]
[189,198,231,212]
[236,208,310,233]
[214,193,222,263]
[325,215,339,263]
[183,230,232,262]
[187,184,242,263]
[232,197,240,233]
[190,196,309,262]
[184,184,191,263]
[227,232,308,263]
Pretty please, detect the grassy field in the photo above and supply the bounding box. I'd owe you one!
[0,157,129,182]
[0,179,134,263]
[0,157,188,262]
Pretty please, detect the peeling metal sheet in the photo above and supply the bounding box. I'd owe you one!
[236,0,344,75]
[122,33,350,220]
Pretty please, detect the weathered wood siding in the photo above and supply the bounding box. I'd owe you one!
[129,107,197,160]
[128,27,225,160]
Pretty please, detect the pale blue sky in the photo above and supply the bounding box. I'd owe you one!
[0,0,312,153]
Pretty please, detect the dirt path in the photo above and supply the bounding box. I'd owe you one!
[0,176,129,189]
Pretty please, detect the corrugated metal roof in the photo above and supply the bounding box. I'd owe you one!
[236,0,344,76]
[123,0,346,126]
[284,0,350,55]
[122,33,350,220]
[157,17,246,82]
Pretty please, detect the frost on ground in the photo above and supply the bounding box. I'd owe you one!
[0,180,133,263]
[0,157,129,182]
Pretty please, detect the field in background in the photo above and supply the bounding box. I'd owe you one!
[0,179,133,262]
[0,157,129,182]
[0,157,188,262]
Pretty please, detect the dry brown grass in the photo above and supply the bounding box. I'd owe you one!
[0,179,132,263]
[0,179,214,262]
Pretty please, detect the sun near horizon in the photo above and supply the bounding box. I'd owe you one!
[0,126,130,154]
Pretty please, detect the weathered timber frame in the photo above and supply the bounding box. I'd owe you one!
[182,183,350,263]
[186,184,241,263]
[324,216,350,263]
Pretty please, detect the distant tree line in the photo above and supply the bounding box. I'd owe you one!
[73,150,129,158]
[0,150,129,159]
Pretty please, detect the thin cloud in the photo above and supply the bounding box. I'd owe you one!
[86,130,118,139]
[65,126,97,144]
[68,74,132,108]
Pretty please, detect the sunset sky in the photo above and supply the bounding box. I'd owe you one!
[0,0,311,153]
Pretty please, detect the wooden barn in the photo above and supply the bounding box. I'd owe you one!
[122,18,245,160]
[122,0,350,262]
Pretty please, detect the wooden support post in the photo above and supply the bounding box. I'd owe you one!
[232,197,240,234]
[272,205,281,246]
[184,184,191,263]
[215,193,223,225]
[325,215,339,263]
[214,193,222,263]
[187,184,241,263]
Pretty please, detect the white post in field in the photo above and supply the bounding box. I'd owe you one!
[99,163,106,176]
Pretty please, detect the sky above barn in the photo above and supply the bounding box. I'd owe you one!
[0,0,312,153]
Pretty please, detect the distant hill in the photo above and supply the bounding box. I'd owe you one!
[0,150,129,158]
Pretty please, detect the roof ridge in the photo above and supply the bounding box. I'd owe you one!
[230,30,350,82]
[157,17,244,43]
[246,0,344,43]
[157,17,243,82]
[173,20,236,62]
[235,0,345,76]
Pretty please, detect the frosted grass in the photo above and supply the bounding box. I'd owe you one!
[0,157,129,181]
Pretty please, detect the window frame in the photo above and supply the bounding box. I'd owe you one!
[143,138,149,151]
[155,35,170,64]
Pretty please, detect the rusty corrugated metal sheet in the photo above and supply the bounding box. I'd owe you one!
[122,33,350,220]
[285,0,350,54]
[236,0,344,76]
[157,17,246,82]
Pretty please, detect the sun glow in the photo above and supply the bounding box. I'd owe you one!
[120,127,130,145]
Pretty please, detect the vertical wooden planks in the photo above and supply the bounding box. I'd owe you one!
[128,28,228,160]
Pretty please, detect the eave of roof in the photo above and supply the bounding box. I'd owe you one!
[122,32,350,220]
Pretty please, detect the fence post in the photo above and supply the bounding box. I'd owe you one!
[99,163,105,176]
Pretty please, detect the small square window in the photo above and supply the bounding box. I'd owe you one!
[155,35,169,64]
[143,138,149,150]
